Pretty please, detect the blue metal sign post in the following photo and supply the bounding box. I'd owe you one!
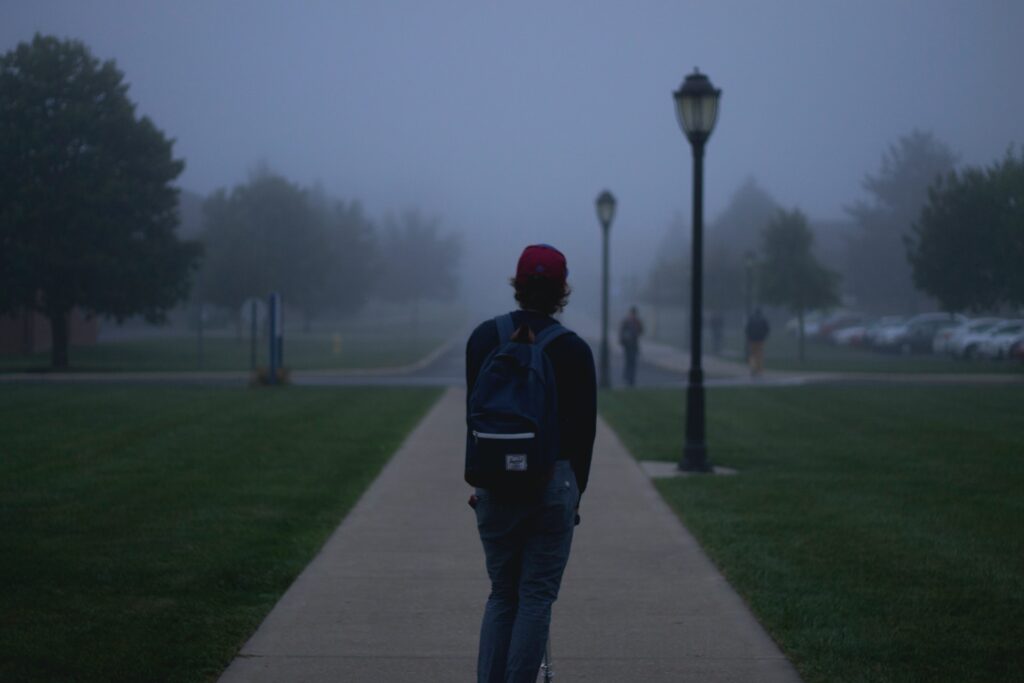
[268,292,282,385]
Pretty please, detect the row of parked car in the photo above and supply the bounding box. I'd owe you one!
[786,311,1024,360]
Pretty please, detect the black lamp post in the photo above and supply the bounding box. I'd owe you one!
[674,68,721,472]
[596,190,616,389]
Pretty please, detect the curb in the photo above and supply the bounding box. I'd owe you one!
[0,337,461,384]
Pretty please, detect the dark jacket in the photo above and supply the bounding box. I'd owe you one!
[746,313,771,343]
[619,316,643,351]
[466,310,597,496]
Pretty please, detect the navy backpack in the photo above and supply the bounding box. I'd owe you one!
[465,314,569,496]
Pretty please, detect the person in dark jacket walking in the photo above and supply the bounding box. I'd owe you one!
[745,308,771,376]
[618,306,644,386]
[465,244,597,683]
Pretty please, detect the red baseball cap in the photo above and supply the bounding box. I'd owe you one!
[515,244,568,284]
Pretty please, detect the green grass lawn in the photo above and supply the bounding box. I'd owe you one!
[0,332,446,373]
[0,385,441,682]
[601,386,1024,683]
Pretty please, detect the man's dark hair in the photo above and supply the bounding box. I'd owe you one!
[510,275,571,315]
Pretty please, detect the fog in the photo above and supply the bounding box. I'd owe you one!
[4,0,1023,318]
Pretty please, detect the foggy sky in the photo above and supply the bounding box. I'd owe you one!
[3,1,1023,313]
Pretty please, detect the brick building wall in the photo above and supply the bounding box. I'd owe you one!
[0,310,98,354]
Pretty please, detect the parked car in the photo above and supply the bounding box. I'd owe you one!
[863,316,905,348]
[937,317,1003,356]
[831,324,868,346]
[945,318,1005,358]
[874,313,967,354]
[976,320,1024,359]
[786,310,825,337]
[1011,338,1024,362]
[818,312,866,341]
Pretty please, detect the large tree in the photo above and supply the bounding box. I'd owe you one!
[198,171,332,321]
[376,209,460,329]
[759,208,840,361]
[644,212,689,307]
[709,176,781,252]
[645,179,782,312]
[199,173,378,326]
[844,130,957,312]
[307,190,378,320]
[706,178,782,312]
[0,35,200,368]
[906,149,1024,312]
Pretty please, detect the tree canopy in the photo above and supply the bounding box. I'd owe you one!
[198,172,379,323]
[199,171,327,314]
[844,130,957,312]
[645,178,782,312]
[376,209,461,306]
[0,34,200,367]
[906,149,1024,312]
[709,176,781,252]
[706,178,782,311]
[308,189,378,319]
[643,212,689,307]
[758,208,840,360]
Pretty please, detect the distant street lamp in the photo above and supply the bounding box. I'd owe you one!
[674,68,721,472]
[744,250,755,365]
[596,190,616,389]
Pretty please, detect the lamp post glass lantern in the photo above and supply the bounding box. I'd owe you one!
[674,69,721,143]
[596,190,616,389]
[673,68,721,472]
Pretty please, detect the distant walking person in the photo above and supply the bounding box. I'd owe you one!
[619,306,644,386]
[745,308,771,376]
[465,244,597,683]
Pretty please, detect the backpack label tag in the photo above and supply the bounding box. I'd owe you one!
[505,454,528,471]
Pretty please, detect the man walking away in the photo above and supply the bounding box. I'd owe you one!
[465,244,597,683]
[618,306,644,387]
[745,307,770,376]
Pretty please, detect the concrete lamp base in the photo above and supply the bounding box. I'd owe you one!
[641,461,738,479]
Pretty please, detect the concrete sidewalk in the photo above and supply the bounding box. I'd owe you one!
[218,388,803,682]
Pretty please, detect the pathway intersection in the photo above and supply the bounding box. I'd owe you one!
[9,323,1017,681]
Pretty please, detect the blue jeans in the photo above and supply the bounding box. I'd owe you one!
[475,460,578,683]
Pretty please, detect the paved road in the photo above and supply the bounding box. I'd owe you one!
[295,331,690,388]
[5,325,1020,388]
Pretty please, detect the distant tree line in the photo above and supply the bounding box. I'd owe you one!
[644,178,786,313]
[642,130,1023,328]
[0,34,461,368]
[195,170,461,328]
[844,130,957,312]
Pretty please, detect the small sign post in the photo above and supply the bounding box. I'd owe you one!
[241,297,267,371]
[267,292,282,385]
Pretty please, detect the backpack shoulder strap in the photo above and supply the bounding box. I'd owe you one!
[494,314,515,344]
[535,323,571,351]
